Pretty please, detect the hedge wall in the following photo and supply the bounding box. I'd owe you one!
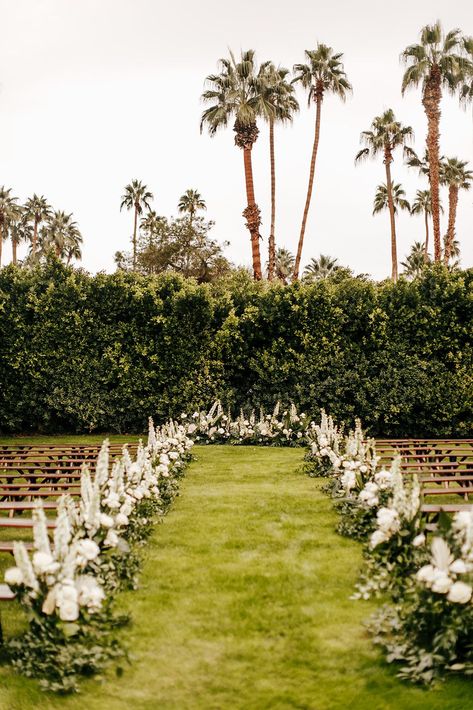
[0,262,472,437]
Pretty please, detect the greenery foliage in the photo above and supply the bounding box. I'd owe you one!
[0,260,472,436]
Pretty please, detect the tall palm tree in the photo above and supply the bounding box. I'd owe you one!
[411,189,434,261]
[303,254,340,280]
[373,183,411,216]
[256,62,299,280]
[292,44,352,280]
[401,21,473,261]
[120,180,153,271]
[177,189,206,229]
[273,247,295,284]
[201,50,264,280]
[0,187,20,267]
[40,211,82,261]
[355,109,413,281]
[24,195,52,258]
[401,241,430,278]
[440,157,472,264]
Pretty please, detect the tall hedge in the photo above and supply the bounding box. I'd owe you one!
[0,261,471,437]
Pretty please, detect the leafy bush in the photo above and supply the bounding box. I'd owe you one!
[0,260,471,436]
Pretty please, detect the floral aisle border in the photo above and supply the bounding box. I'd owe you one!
[3,420,194,692]
[4,401,473,691]
[303,412,473,685]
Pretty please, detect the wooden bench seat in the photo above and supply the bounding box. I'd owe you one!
[421,503,473,513]
[0,501,58,511]
[0,518,56,529]
[0,541,33,553]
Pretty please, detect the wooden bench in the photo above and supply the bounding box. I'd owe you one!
[0,518,56,530]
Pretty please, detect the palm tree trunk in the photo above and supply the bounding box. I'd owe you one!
[32,218,39,256]
[0,222,3,267]
[293,88,323,280]
[384,159,398,281]
[424,211,430,262]
[423,69,442,262]
[242,146,262,280]
[12,238,17,265]
[268,118,276,280]
[132,206,138,271]
[443,185,458,264]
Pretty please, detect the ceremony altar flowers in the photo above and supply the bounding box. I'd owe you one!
[184,401,309,446]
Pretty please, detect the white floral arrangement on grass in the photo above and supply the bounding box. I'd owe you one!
[3,419,194,693]
[184,401,309,446]
[303,409,343,476]
[370,511,473,683]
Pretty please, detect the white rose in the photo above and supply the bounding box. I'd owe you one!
[417,564,436,585]
[376,508,399,534]
[341,470,357,491]
[359,465,368,474]
[4,567,23,586]
[454,511,473,531]
[169,451,179,461]
[431,572,452,594]
[58,600,79,622]
[104,530,119,547]
[412,534,426,548]
[187,423,197,434]
[370,530,388,548]
[450,559,468,575]
[32,551,58,576]
[77,539,100,562]
[100,513,115,529]
[159,454,170,466]
[115,513,129,527]
[447,581,472,604]
[76,575,105,612]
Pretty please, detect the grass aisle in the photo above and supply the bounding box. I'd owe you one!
[1,446,472,709]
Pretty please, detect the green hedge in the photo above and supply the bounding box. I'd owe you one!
[0,261,472,436]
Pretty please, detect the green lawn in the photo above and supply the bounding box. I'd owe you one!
[0,445,472,709]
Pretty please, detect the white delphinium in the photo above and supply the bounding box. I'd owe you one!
[147,416,157,450]
[390,460,420,523]
[94,439,110,489]
[358,481,379,507]
[12,542,39,593]
[370,507,400,548]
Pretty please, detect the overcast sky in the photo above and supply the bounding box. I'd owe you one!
[1,0,472,278]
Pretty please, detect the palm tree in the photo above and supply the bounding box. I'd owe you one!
[40,211,82,261]
[120,180,153,271]
[373,183,411,217]
[201,50,264,280]
[10,208,32,264]
[178,189,206,228]
[0,187,20,267]
[256,62,299,280]
[402,241,430,278]
[140,210,166,245]
[440,157,472,264]
[355,109,413,281]
[303,254,340,280]
[411,189,434,261]
[274,247,295,284]
[24,195,52,258]
[292,44,352,280]
[401,21,473,261]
